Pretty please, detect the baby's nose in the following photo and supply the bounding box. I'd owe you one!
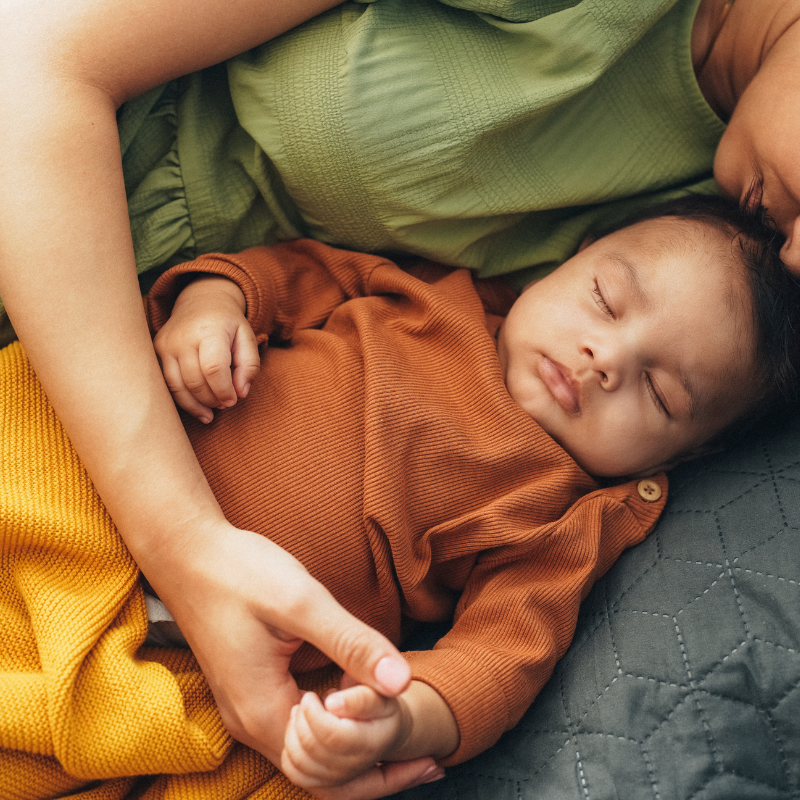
[583,345,624,391]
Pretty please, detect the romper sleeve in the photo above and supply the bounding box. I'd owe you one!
[145,239,397,342]
[404,474,668,766]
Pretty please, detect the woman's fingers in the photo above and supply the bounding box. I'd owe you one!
[309,759,445,800]
[271,578,411,700]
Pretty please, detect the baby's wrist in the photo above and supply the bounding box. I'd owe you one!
[179,274,246,313]
[381,693,415,761]
[382,680,458,762]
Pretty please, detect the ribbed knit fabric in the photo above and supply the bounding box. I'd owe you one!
[0,340,341,799]
[147,239,667,765]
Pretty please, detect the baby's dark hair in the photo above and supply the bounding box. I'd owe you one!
[589,193,800,449]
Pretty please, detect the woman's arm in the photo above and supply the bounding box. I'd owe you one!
[0,4,422,796]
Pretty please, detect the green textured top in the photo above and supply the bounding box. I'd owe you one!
[120,0,725,286]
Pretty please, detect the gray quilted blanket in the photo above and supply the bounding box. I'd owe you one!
[395,411,800,799]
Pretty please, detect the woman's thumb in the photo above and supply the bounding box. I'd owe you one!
[295,585,410,697]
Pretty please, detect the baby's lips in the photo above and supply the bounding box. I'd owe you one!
[539,357,580,413]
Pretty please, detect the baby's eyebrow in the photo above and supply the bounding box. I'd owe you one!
[608,253,650,310]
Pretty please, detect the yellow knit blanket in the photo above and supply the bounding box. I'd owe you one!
[0,342,328,800]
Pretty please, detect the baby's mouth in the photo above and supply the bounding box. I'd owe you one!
[538,357,580,414]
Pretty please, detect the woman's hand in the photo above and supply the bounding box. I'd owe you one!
[149,521,438,798]
[153,277,260,422]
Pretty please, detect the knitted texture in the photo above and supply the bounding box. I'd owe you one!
[0,341,330,800]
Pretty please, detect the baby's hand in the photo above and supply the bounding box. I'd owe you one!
[153,276,260,422]
[281,684,418,790]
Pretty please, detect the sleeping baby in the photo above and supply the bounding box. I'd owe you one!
[144,193,800,791]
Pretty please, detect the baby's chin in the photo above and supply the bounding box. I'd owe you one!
[534,417,671,478]
[564,445,667,480]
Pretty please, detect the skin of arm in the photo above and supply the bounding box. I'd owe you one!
[0,3,429,797]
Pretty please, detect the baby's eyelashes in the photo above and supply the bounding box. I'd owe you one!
[592,280,615,318]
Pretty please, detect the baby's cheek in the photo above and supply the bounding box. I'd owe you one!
[572,415,651,477]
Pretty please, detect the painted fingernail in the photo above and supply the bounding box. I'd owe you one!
[418,765,438,780]
[325,693,345,712]
[421,768,445,784]
[374,656,410,694]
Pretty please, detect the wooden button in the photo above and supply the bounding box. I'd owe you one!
[637,479,662,502]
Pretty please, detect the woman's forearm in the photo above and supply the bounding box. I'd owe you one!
[0,11,430,793]
[0,76,222,575]
[0,0,344,562]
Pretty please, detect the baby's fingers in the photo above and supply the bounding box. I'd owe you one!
[324,684,397,721]
[230,321,260,399]
[159,353,215,423]
[197,334,238,408]
[283,694,351,785]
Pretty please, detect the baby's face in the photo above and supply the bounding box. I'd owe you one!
[497,217,757,477]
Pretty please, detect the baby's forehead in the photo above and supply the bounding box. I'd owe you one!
[617,216,755,307]
[676,282,759,424]
[604,218,759,404]
[618,215,739,258]
[695,349,757,422]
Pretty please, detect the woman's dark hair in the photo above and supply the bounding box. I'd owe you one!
[589,192,800,448]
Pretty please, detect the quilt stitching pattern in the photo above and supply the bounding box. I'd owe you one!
[395,413,800,800]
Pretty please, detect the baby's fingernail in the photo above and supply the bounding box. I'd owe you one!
[374,656,410,694]
[242,383,251,397]
[200,414,213,424]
